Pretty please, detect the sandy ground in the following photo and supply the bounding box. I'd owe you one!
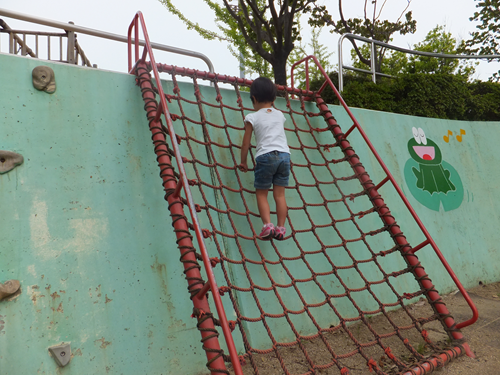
[431,281,500,375]
[228,281,500,375]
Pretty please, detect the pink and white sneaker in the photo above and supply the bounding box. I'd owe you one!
[273,226,286,241]
[259,223,275,239]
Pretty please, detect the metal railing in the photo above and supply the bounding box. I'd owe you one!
[338,33,500,92]
[0,8,214,74]
[0,18,93,67]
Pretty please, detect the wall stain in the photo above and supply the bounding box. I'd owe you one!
[150,255,168,295]
[50,302,63,313]
[50,291,60,300]
[30,289,45,305]
[94,337,112,349]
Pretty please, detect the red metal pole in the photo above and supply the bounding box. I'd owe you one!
[315,95,475,358]
[290,55,478,334]
[134,60,229,374]
[128,12,242,374]
[405,345,465,375]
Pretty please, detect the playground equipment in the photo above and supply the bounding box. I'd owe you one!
[128,12,478,375]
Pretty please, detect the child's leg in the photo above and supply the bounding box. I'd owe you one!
[273,185,287,227]
[256,189,271,224]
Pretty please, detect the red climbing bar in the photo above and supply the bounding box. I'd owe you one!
[196,281,212,300]
[291,55,478,335]
[343,124,356,139]
[410,239,431,254]
[292,55,478,359]
[374,176,390,191]
[128,12,242,375]
[315,93,476,358]
[172,174,184,199]
[153,101,163,123]
[405,345,465,375]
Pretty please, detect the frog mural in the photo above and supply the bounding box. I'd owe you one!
[404,128,463,212]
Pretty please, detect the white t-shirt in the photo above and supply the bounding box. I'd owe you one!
[244,108,290,158]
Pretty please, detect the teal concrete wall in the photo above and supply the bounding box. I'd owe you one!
[1,52,499,374]
[0,54,207,375]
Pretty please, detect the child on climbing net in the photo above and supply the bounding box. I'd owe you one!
[238,77,290,241]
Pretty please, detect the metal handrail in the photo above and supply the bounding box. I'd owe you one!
[338,33,500,91]
[0,8,214,73]
[291,54,478,332]
[0,20,93,66]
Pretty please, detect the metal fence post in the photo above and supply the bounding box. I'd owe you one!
[66,21,75,64]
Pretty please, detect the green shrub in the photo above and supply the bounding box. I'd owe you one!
[310,72,500,121]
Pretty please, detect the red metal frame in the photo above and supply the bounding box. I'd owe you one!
[127,12,242,375]
[126,12,478,372]
[291,56,478,355]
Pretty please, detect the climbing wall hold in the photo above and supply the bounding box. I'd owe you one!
[48,343,72,367]
[32,66,56,93]
[0,150,23,174]
[0,280,21,301]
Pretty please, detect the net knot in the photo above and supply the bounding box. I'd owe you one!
[191,307,206,319]
[219,286,231,296]
[195,204,202,213]
[340,367,350,375]
[228,320,236,332]
[170,113,181,121]
[368,358,379,372]
[202,229,213,239]
[422,329,432,343]
[238,355,246,366]
[384,347,396,360]
[173,87,180,94]
[403,292,415,300]
[210,257,220,267]
[216,94,223,102]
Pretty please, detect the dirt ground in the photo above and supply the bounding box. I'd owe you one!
[228,281,500,375]
[431,281,500,375]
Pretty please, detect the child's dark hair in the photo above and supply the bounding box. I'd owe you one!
[250,77,277,103]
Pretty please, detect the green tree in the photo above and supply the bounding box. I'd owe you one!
[159,0,316,85]
[461,0,500,81]
[406,26,476,77]
[309,0,417,72]
[287,27,334,89]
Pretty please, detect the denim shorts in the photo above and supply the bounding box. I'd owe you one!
[254,151,290,190]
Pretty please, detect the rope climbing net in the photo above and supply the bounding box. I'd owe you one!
[132,61,470,375]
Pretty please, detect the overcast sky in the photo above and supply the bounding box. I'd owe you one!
[0,0,498,81]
